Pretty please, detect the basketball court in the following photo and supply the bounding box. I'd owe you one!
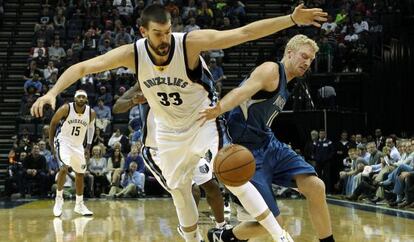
[1,197,413,241]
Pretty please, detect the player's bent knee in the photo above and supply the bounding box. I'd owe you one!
[301,176,326,199]
[201,179,220,194]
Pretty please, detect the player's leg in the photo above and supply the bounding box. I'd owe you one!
[53,141,69,217]
[200,179,225,227]
[71,153,93,216]
[272,139,333,241]
[295,174,333,241]
[193,158,226,227]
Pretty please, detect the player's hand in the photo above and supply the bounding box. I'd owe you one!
[197,104,221,127]
[30,92,57,117]
[132,92,147,105]
[291,3,328,27]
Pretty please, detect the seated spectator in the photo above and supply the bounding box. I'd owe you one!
[92,127,106,147]
[102,161,145,198]
[30,39,48,59]
[208,58,225,96]
[23,60,43,81]
[99,38,113,54]
[22,145,48,197]
[357,143,371,163]
[48,39,66,67]
[53,8,66,30]
[38,140,52,163]
[124,145,144,171]
[96,86,113,106]
[197,1,214,28]
[172,16,184,32]
[93,99,112,132]
[321,15,337,35]
[115,26,133,46]
[184,17,200,33]
[71,35,84,54]
[43,60,59,82]
[89,145,109,197]
[20,87,39,121]
[367,141,383,165]
[106,147,125,186]
[114,86,126,103]
[182,0,197,20]
[129,118,142,145]
[62,48,80,70]
[113,0,134,23]
[98,31,115,50]
[129,105,140,121]
[24,74,43,94]
[340,157,368,196]
[33,48,49,69]
[5,156,25,197]
[108,129,129,149]
[35,6,54,33]
[353,15,369,34]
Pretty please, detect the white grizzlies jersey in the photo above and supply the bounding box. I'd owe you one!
[56,103,91,146]
[134,33,215,131]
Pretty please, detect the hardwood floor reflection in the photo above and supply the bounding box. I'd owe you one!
[0,198,414,242]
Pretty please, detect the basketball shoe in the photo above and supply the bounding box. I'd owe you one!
[53,196,64,217]
[74,201,93,216]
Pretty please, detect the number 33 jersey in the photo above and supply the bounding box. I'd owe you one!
[135,33,216,131]
[55,102,91,146]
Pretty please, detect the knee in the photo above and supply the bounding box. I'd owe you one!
[300,176,326,199]
[201,180,220,195]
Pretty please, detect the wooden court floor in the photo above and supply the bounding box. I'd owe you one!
[0,198,413,242]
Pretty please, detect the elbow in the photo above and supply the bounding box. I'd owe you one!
[112,104,121,114]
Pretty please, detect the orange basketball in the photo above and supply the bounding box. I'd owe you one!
[213,144,256,186]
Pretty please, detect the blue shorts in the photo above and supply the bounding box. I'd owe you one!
[249,136,316,216]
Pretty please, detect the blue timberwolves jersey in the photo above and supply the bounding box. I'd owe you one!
[227,62,290,150]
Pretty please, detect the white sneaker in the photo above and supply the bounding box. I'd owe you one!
[53,196,64,217]
[274,229,294,242]
[74,202,93,216]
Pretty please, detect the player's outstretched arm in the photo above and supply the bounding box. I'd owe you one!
[31,44,136,118]
[112,83,146,114]
[187,4,327,53]
[48,104,69,155]
[198,62,278,125]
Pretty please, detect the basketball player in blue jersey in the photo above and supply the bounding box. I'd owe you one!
[199,35,334,242]
[49,90,96,217]
[113,88,228,230]
[31,4,327,241]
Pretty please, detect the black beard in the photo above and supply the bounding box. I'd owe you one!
[148,38,170,56]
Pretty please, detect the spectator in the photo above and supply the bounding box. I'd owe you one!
[366,141,383,165]
[184,17,200,33]
[314,129,335,193]
[99,38,113,54]
[115,26,133,46]
[23,60,43,81]
[43,60,59,83]
[106,147,125,186]
[22,145,49,197]
[172,16,184,32]
[102,161,145,198]
[113,0,134,23]
[33,48,49,69]
[30,39,48,58]
[124,145,144,172]
[357,143,371,163]
[197,1,214,28]
[385,137,401,163]
[304,130,319,166]
[374,128,385,150]
[5,157,25,197]
[92,127,106,147]
[24,74,43,94]
[71,35,84,54]
[353,15,369,34]
[96,86,113,106]
[53,8,66,30]
[48,39,66,67]
[208,58,225,96]
[38,140,52,163]
[108,129,128,149]
[129,105,140,121]
[89,145,109,196]
[94,99,112,132]
[182,0,197,20]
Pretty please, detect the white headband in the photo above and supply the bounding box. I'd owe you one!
[74,90,88,98]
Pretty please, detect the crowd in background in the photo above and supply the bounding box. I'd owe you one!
[4,0,413,212]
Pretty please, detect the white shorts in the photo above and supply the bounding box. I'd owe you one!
[142,119,230,190]
[55,139,86,173]
[142,147,213,188]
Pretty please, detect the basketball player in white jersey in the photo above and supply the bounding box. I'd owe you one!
[49,90,96,217]
[31,4,326,241]
[112,87,227,230]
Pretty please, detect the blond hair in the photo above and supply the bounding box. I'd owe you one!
[284,34,319,56]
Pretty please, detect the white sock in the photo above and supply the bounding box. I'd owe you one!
[226,182,283,236]
[76,195,83,204]
[56,190,63,198]
[182,228,202,242]
[215,221,226,228]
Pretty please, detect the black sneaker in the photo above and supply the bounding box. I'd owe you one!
[207,228,242,242]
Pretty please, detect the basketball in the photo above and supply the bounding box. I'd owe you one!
[213,144,256,186]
